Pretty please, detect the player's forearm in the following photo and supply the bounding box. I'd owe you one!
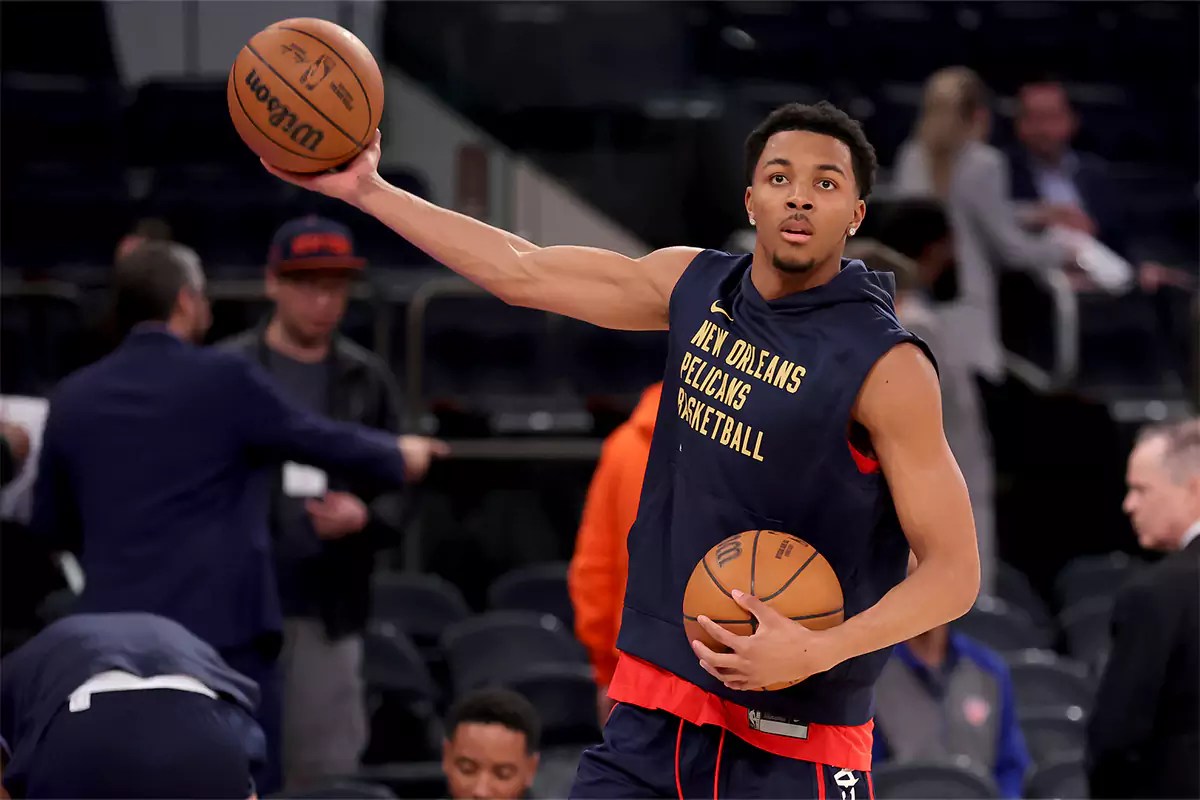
[350,174,538,302]
[824,551,979,665]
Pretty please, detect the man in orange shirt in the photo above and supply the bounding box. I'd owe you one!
[568,383,662,721]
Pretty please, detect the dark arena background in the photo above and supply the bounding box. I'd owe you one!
[0,2,1196,799]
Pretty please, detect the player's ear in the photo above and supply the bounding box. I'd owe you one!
[744,186,755,227]
[853,199,867,231]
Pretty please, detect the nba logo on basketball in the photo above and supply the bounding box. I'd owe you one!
[301,54,335,90]
[963,695,992,727]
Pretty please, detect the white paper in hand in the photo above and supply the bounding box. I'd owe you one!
[1048,225,1134,294]
[283,462,327,498]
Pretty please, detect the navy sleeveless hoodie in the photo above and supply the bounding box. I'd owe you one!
[616,250,933,726]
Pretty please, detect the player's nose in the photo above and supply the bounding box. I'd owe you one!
[785,191,815,212]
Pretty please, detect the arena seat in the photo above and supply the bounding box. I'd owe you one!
[347,763,446,800]
[362,623,442,764]
[1006,649,1094,716]
[372,573,471,651]
[1018,706,1086,769]
[1024,755,1089,800]
[488,561,575,631]
[994,562,1057,643]
[502,663,600,747]
[952,596,1053,654]
[1055,552,1137,608]
[1058,597,1114,673]
[442,611,587,694]
[871,759,1000,799]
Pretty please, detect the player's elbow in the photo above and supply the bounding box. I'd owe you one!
[944,549,982,620]
[494,247,547,309]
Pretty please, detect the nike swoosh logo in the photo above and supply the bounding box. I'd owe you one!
[710,301,734,321]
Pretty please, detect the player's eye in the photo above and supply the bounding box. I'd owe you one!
[770,174,788,185]
[817,179,836,190]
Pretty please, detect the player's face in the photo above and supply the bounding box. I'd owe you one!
[442,723,539,800]
[266,270,352,346]
[745,130,865,277]
[1123,438,1200,551]
[1016,85,1076,161]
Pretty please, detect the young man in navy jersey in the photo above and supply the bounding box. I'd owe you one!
[266,102,981,799]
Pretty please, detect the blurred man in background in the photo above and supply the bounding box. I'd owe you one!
[1088,418,1200,799]
[30,241,445,793]
[872,556,1030,798]
[1008,79,1125,255]
[442,688,541,800]
[567,382,661,722]
[1,612,261,799]
[220,216,407,790]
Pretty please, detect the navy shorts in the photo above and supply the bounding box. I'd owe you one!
[20,689,257,799]
[571,703,874,800]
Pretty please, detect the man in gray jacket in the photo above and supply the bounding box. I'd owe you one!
[220,216,416,790]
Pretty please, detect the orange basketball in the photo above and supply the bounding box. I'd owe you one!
[683,530,844,690]
[227,17,384,173]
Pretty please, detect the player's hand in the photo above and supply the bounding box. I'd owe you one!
[691,590,839,691]
[306,491,369,540]
[397,435,450,482]
[0,421,31,465]
[260,129,383,204]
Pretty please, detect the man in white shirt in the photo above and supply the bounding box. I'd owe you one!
[1087,417,1200,798]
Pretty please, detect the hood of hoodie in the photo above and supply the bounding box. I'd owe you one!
[738,257,900,318]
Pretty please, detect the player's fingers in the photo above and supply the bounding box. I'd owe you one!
[695,615,743,651]
[731,589,782,626]
[690,639,742,671]
[697,656,742,682]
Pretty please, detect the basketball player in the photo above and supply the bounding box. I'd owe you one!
[265,101,981,799]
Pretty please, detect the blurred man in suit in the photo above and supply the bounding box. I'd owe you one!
[30,242,446,793]
[1,612,261,799]
[220,216,407,789]
[1088,418,1200,798]
[1008,79,1126,256]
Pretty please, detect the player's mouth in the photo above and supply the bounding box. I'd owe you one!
[779,219,813,244]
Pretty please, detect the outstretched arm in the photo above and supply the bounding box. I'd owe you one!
[263,132,699,331]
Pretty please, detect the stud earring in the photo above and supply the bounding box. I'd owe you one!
[849,227,858,236]
[749,218,756,227]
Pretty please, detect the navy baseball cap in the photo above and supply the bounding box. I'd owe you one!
[267,215,366,274]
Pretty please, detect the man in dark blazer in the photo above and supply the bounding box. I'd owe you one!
[1088,418,1200,798]
[29,242,446,793]
[1,612,262,798]
[1007,79,1127,257]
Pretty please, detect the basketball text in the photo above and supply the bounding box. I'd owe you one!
[243,69,326,152]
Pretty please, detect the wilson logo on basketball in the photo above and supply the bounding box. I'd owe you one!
[243,68,326,152]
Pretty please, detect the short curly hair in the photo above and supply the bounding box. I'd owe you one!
[744,101,878,199]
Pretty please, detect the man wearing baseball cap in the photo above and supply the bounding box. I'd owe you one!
[219,216,407,790]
